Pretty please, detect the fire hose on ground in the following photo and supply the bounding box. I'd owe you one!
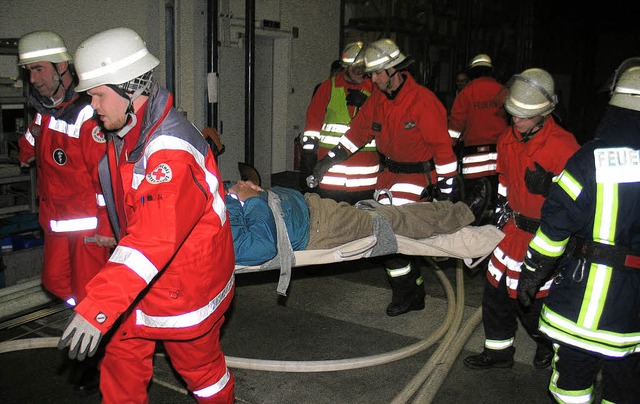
[0,258,481,402]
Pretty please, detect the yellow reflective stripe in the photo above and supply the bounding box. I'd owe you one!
[540,306,640,357]
[578,263,611,330]
[557,170,581,201]
[386,263,411,277]
[593,182,617,244]
[530,229,568,258]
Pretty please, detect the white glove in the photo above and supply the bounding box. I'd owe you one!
[58,313,102,361]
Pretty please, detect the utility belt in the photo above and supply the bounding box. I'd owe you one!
[566,237,640,270]
[512,212,540,234]
[381,157,435,174]
[462,143,497,156]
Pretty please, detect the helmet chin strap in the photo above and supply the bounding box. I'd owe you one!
[41,63,69,108]
[108,83,148,138]
[513,116,545,142]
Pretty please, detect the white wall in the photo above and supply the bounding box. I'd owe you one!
[0,0,341,180]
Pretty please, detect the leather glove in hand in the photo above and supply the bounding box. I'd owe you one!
[345,89,368,108]
[58,313,102,361]
[525,162,554,196]
[517,248,557,307]
[435,175,461,202]
[309,145,349,186]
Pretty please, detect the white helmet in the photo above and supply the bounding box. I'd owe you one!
[609,57,640,112]
[469,54,492,69]
[505,68,557,118]
[341,41,364,68]
[18,31,72,66]
[74,27,159,92]
[363,39,412,73]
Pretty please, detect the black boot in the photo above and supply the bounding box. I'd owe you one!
[463,346,515,370]
[386,260,426,317]
[533,341,554,369]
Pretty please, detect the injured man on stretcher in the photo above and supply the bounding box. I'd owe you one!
[225,180,476,266]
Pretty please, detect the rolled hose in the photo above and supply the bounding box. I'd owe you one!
[0,259,478,399]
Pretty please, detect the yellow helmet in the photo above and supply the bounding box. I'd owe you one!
[469,54,492,69]
[341,41,364,68]
[363,39,412,73]
[505,68,557,118]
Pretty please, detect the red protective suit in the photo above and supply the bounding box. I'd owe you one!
[18,92,112,304]
[488,117,580,298]
[340,72,457,206]
[303,70,378,199]
[448,77,508,178]
[75,85,235,403]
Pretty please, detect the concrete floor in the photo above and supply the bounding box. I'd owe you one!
[0,258,556,403]
[0,172,558,403]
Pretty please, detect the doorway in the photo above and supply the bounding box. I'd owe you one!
[217,31,290,188]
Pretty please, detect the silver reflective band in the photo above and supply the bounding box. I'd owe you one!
[79,48,150,81]
[193,368,231,398]
[20,47,68,60]
[508,96,550,111]
[50,217,98,232]
[614,85,640,96]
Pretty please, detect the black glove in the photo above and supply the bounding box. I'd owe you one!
[345,89,369,108]
[435,175,461,202]
[299,136,319,188]
[517,248,557,307]
[525,162,554,197]
[58,313,103,361]
[308,145,349,187]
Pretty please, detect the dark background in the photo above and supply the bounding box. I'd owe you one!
[342,0,640,144]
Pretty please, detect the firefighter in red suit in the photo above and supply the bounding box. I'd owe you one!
[17,31,114,307]
[57,28,235,403]
[463,68,580,370]
[300,41,378,204]
[309,39,459,316]
[448,54,509,223]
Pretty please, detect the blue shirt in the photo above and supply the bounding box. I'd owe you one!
[226,186,310,266]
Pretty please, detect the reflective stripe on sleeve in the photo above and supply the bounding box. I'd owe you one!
[50,217,98,232]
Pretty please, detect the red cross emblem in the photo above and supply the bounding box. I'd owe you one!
[146,163,172,184]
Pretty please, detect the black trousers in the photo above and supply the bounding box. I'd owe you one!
[550,344,640,403]
[481,272,548,351]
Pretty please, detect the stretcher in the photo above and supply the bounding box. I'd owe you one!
[234,191,504,295]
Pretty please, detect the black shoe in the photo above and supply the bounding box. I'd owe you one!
[386,288,426,316]
[533,346,553,369]
[463,350,514,370]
